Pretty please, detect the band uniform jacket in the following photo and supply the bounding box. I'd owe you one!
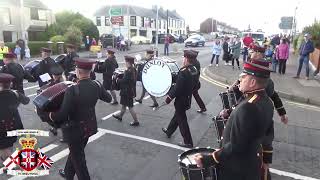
[168,65,199,111]
[0,62,35,94]
[36,57,57,87]
[102,56,118,90]
[0,90,29,149]
[51,79,112,142]
[216,91,274,180]
[63,52,79,77]
[231,79,286,164]
[118,66,137,98]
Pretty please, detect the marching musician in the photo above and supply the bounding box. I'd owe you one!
[135,49,159,108]
[0,52,35,94]
[62,44,79,77]
[190,50,207,113]
[112,56,140,126]
[162,50,199,148]
[36,48,57,87]
[194,60,275,180]
[36,65,65,136]
[102,49,119,105]
[49,58,112,180]
[0,73,29,171]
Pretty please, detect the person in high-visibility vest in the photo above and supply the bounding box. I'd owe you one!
[0,41,9,66]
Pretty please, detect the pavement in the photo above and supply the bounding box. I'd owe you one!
[1,42,320,180]
[203,49,320,107]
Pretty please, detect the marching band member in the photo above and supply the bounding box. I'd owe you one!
[1,52,35,94]
[102,49,119,105]
[112,56,139,126]
[49,58,112,180]
[62,44,79,77]
[36,48,57,87]
[194,60,274,180]
[0,73,29,171]
[162,50,199,148]
[135,49,159,108]
[190,50,207,113]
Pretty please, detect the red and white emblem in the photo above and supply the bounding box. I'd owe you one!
[18,149,38,171]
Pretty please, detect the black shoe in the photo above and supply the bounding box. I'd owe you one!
[59,138,67,143]
[177,142,193,148]
[238,66,240,70]
[112,114,122,122]
[135,99,142,104]
[49,128,57,136]
[197,109,207,113]
[162,128,171,138]
[111,101,118,105]
[130,121,140,126]
[59,169,66,178]
[149,104,159,108]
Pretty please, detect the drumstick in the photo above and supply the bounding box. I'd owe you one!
[152,102,167,111]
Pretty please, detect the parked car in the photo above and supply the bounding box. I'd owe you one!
[131,36,151,44]
[184,35,206,47]
[158,34,176,43]
[100,34,117,48]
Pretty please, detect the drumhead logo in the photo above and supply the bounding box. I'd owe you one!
[142,59,172,97]
[2,130,54,177]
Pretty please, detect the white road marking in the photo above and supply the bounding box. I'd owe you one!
[269,168,319,180]
[27,93,37,97]
[23,85,38,91]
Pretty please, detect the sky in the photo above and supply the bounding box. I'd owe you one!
[40,0,320,35]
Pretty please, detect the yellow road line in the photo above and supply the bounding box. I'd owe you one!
[201,67,320,112]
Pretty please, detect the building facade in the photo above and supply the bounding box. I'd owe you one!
[200,18,239,34]
[0,0,55,42]
[94,5,186,40]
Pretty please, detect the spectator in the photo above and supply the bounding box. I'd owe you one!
[222,37,231,65]
[16,39,25,61]
[84,35,91,51]
[230,37,241,70]
[92,38,97,46]
[0,41,9,66]
[265,45,274,62]
[164,34,170,56]
[273,45,279,72]
[271,34,280,47]
[242,34,254,62]
[276,39,290,74]
[14,45,21,61]
[25,46,31,61]
[294,33,315,80]
[210,39,222,66]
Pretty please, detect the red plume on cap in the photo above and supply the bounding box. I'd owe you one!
[242,60,271,78]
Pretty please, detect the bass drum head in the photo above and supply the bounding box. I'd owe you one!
[142,59,172,97]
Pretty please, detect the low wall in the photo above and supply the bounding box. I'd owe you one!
[310,48,320,69]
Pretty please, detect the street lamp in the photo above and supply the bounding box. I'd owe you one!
[293,6,298,40]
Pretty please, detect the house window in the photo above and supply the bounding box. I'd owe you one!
[0,8,11,25]
[159,20,161,29]
[38,10,46,20]
[105,17,110,26]
[96,17,101,26]
[30,8,39,20]
[141,17,144,27]
[130,16,136,26]
[3,31,12,42]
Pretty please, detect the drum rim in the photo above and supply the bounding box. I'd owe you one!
[178,147,216,168]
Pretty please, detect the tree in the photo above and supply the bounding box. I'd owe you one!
[64,26,82,47]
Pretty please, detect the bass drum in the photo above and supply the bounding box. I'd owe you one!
[94,59,106,73]
[178,147,217,180]
[24,60,41,79]
[111,69,125,91]
[162,57,179,83]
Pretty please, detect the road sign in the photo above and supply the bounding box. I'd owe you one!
[111,16,124,25]
[109,8,122,16]
[279,16,293,29]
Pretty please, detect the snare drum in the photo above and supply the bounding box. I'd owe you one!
[178,147,217,180]
[54,54,66,64]
[94,59,106,73]
[219,92,230,110]
[111,69,125,91]
[24,60,41,79]
[212,116,227,144]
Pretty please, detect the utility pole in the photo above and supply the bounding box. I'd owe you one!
[166,9,169,34]
[20,0,27,46]
[127,4,130,40]
[293,7,298,41]
[155,5,159,57]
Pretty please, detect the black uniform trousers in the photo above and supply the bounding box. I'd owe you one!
[65,137,90,180]
[192,90,206,110]
[166,109,193,146]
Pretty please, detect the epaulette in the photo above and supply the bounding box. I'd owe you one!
[248,94,260,103]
